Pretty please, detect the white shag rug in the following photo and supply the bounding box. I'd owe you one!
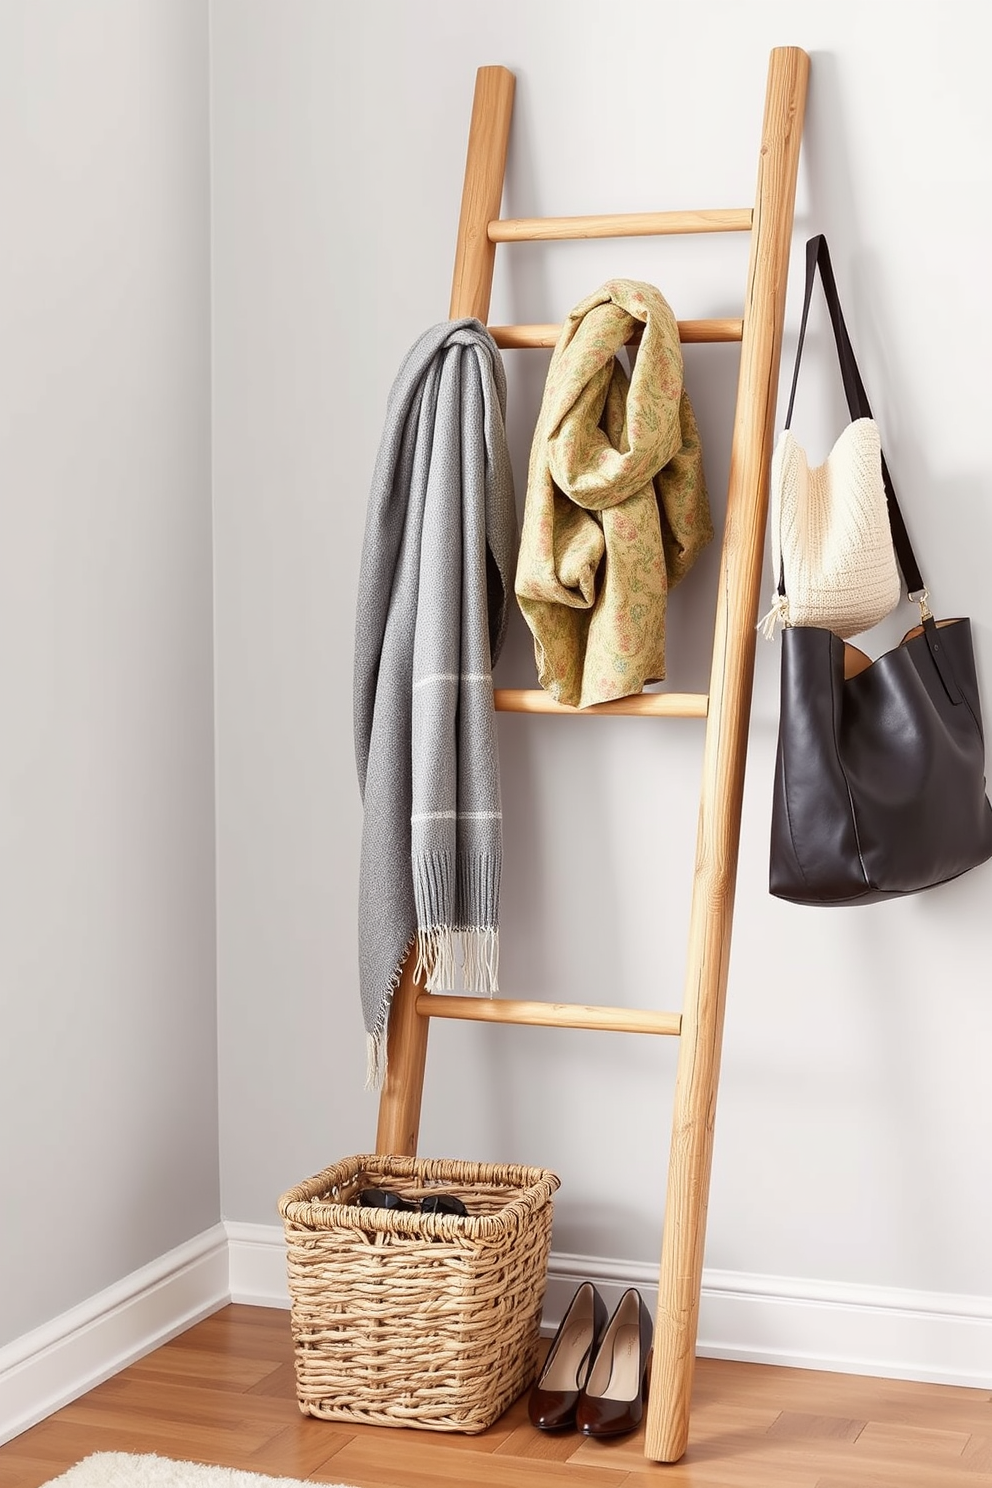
[41,1454,359,1488]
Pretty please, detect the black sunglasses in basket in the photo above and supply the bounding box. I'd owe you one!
[353,1187,468,1217]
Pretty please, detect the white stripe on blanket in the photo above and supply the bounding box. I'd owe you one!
[413,672,493,689]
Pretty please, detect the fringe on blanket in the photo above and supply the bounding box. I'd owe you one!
[415,926,499,996]
[363,930,499,1091]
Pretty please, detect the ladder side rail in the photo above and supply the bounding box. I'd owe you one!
[375,64,515,1158]
[449,66,516,322]
[644,45,810,1465]
[375,952,431,1156]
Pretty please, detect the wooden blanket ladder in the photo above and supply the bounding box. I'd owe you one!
[375,45,809,1465]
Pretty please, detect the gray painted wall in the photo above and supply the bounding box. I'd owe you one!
[0,0,218,1346]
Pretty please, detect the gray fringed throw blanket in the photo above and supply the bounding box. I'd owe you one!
[354,319,517,1087]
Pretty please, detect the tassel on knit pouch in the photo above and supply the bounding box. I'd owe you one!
[757,589,791,639]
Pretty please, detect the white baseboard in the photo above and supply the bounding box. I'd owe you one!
[5,1222,989,1448]
[226,1221,291,1309]
[547,1252,992,1391]
[228,1223,992,1391]
[0,1225,229,1447]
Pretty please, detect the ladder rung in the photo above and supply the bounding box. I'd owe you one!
[416,993,682,1036]
[488,208,753,242]
[491,320,742,349]
[495,688,708,718]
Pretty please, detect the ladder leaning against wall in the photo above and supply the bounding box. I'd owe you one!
[373,45,810,1465]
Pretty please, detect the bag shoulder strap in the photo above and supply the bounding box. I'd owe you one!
[783,234,925,597]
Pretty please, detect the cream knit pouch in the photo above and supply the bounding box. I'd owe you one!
[761,236,901,641]
[765,419,900,638]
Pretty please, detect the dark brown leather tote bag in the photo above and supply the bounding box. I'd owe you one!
[769,238,992,905]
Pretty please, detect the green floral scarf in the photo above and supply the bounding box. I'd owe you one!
[515,279,712,708]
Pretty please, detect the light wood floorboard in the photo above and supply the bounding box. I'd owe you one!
[0,1305,990,1486]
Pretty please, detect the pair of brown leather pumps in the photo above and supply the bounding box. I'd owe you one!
[527,1283,653,1438]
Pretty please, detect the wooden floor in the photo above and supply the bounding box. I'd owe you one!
[1,1305,990,1487]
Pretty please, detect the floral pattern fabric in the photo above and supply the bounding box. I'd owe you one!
[514,279,712,708]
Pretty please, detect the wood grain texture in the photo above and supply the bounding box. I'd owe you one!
[374,950,430,1157]
[414,994,681,1036]
[490,320,743,347]
[645,44,810,1464]
[488,207,751,241]
[1,1307,990,1487]
[494,688,708,717]
[448,66,515,321]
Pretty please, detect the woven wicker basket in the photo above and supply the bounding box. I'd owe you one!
[278,1154,560,1434]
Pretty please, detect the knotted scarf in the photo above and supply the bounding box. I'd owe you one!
[514,279,712,708]
[354,320,517,1087]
